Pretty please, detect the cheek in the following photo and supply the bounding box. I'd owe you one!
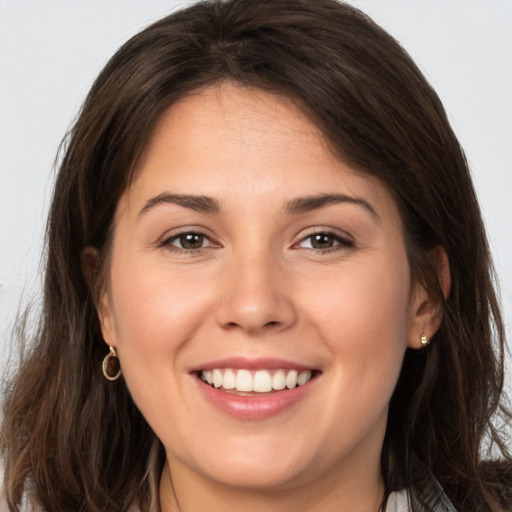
[105,255,217,423]
[305,259,411,440]
[105,256,219,414]
[306,256,411,377]
[109,258,211,348]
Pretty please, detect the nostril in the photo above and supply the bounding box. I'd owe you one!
[216,294,297,334]
[225,320,279,330]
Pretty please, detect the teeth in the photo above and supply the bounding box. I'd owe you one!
[236,369,253,392]
[286,370,298,389]
[298,370,312,386]
[213,369,223,388]
[254,370,272,392]
[223,369,235,390]
[272,370,286,390]
[200,368,314,393]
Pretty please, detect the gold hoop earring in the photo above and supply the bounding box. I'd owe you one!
[420,334,430,347]
[102,346,122,381]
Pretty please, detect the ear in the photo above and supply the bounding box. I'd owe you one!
[81,246,117,348]
[407,247,451,349]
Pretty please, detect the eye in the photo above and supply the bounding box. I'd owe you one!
[296,231,353,251]
[162,231,215,251]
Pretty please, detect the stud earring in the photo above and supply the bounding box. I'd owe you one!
[420,334,430,347]
[102,346,122,381]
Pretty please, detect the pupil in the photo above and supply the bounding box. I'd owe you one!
[181,233,203,249]
[312,233,333,249]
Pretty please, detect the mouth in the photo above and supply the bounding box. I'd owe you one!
[191,360,321,419]
[197,368,320,395]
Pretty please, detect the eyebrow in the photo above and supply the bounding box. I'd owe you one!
[286,194,379,219]
[138,192,378,220]
[139,193,222,216]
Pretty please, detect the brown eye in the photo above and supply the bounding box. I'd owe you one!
[177,233,205,249]
[310,233,335,249]
[163,232,212,251]
[297,231,354,251]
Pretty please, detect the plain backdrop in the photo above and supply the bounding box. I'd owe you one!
[1,1,511,395]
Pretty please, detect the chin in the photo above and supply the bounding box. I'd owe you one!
[201,461,309,491]
[182,438,322,491]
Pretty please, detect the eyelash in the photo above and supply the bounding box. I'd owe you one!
[294,230,354,253]
[159,231,219,253]
[160,228,354,255]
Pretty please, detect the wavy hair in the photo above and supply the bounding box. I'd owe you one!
[2,0,511,510]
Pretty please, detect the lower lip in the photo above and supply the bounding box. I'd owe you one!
[194,375,318,420]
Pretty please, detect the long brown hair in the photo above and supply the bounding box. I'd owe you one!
[2,1,511,510]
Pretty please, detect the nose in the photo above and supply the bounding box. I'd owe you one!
[215,249,297,336]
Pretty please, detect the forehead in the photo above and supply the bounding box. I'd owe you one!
[135,83,338,177]
[121,83,399,223]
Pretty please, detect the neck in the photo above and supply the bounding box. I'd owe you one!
[159,455,385,512]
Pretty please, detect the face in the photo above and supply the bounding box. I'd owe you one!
[99,84,429,493]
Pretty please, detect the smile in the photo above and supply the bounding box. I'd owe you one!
[191,359,321,419]
[199,368,314,393]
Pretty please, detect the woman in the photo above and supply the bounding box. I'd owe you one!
[1,0,511,510]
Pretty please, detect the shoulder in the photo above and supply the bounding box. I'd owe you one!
[386,489,458,512]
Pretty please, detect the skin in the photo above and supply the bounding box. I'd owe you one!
[98,84,443,512]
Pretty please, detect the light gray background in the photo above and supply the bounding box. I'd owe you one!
[1,1,511,393]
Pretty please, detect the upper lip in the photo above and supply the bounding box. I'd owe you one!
[188,357,317,373]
